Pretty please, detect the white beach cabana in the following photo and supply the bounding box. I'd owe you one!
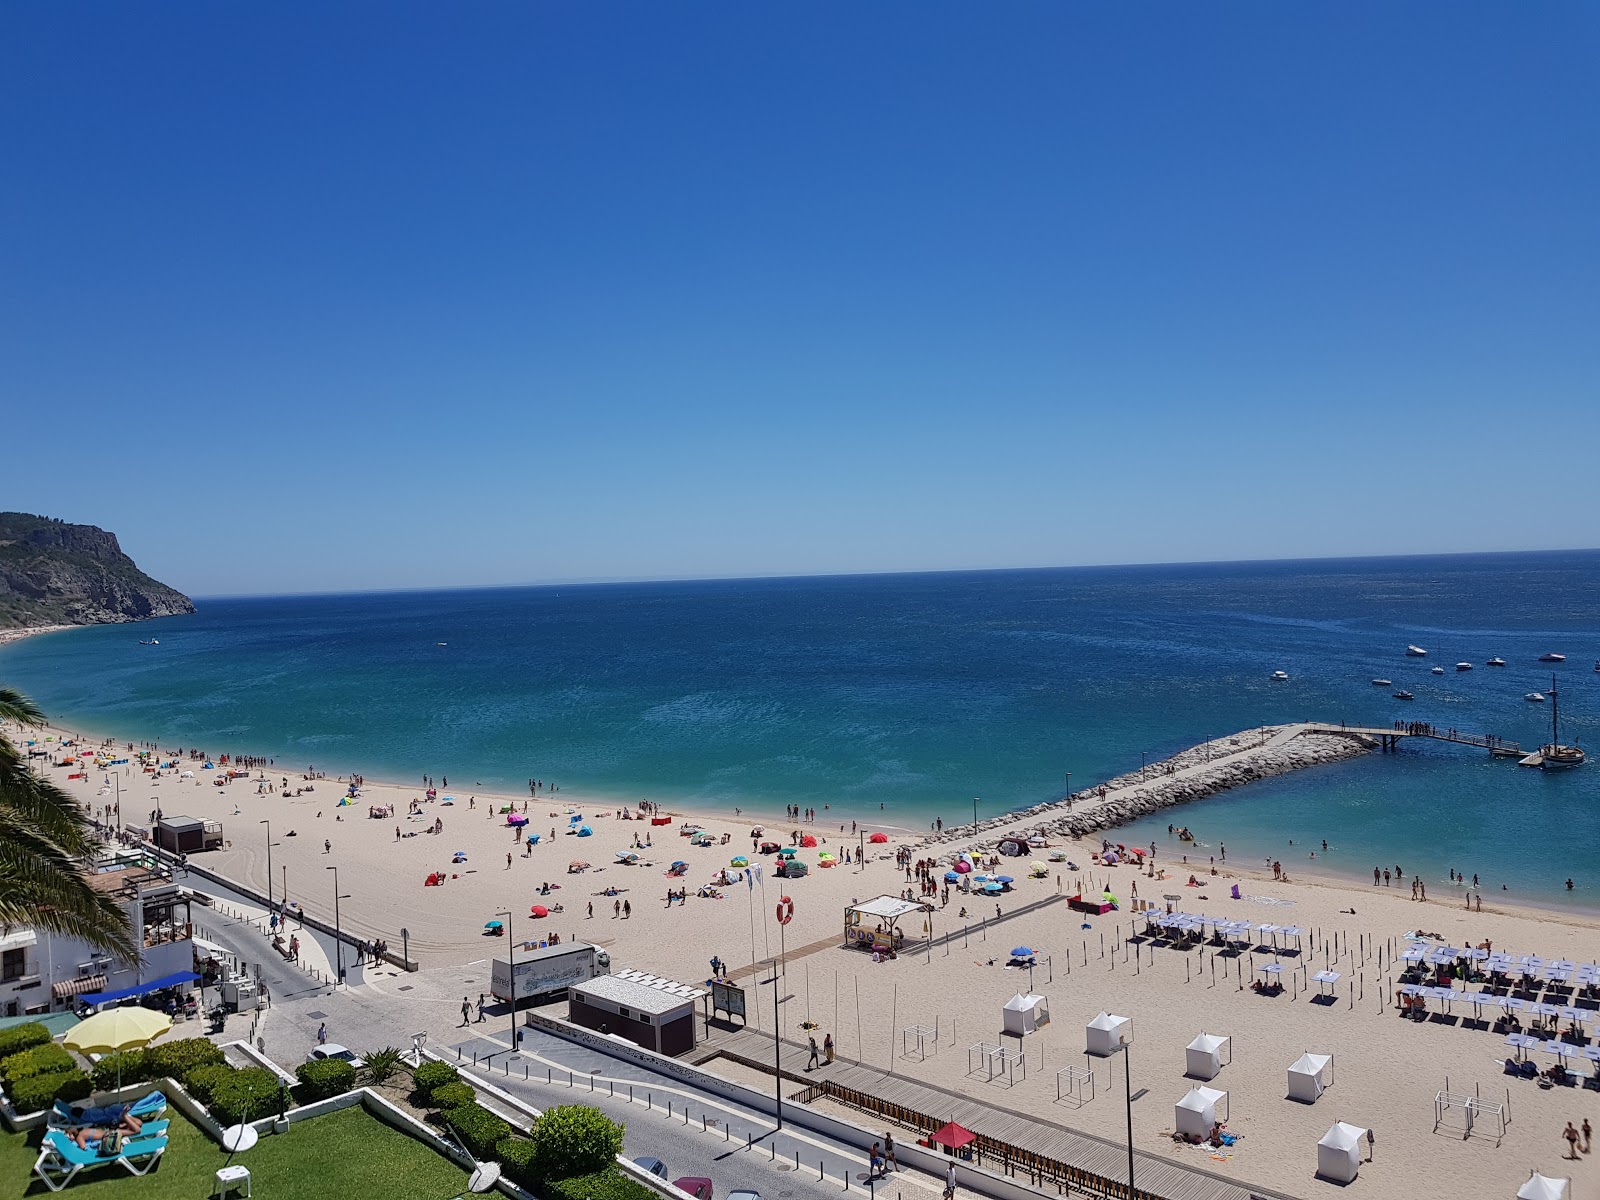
[1185,1033,1231,1080]
[1173,1086,1228,1139]
[1002,993,1049,1036]
[1085,1012,1132,1057]
[1287,1052,1334,1102]
[1516,1171,1570,1200]
[1315,1122,1366,1183]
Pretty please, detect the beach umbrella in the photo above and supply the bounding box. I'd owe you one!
[995,875,1014,884]
[527,834,540,845]
[869,832,889,844]
[66,1008,172,1088]
[730,856,749,867]
[570,815,582,824]
[780,847,797,857]
[944,871,961,883]
[530,905,549,918]
[671,860,688,870]
[1011,946,1035,958]
[484,920,502,931]
[800,835,818,848]
[983,882,1003,893]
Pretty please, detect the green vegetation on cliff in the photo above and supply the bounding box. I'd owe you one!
[0,512,194,628]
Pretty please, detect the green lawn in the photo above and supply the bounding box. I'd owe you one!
[3,1103,471,1198]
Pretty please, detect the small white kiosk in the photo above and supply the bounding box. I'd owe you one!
[1517,1172,1570,1200]
[1085,1012,1132,1057]
[1174,1086,1228,1140]
[1185,1033,1231,1080]
[1002,993,1049,1036]
[1287,1052,1334,1103]
[1315,1122,1366,1184]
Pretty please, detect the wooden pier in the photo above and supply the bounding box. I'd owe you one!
[1304,722,1523,757]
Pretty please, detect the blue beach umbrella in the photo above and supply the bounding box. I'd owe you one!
[1011,946,1035,958]
[996,875,1014,884]
[944,871,960,883]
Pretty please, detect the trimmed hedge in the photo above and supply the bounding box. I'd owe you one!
[1,1042,75,1083]
[542,1168,657,1200]
[527,1104,624,1181]
[9,1069,92,1114]
[147,1037,224,1079]
[0,1022,51,1060]
[429,1081,477,1110]
[90,1049,150,1091]
[184,1063,235,1104]
[411,1060,458,1101]
[296,1057,356,1100]
[443,1101,511,1160]
[209,1067,284,1124]
[495,1136,538,1188]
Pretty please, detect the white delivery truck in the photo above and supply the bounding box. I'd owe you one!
[491,942,609,1004]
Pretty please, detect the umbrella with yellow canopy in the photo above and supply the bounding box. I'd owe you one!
[65,1008,173,1087]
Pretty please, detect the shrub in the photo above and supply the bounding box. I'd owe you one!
[363,1046,403,1084]
[184,1063,235,1103]
[209,1067,283,1124]
[529,1105,624,1181]
[90,1049,150,1091]
[495,1136,539,1188]
[9,1069,92,1114]
[442,1101,512,1159]
[2,1042,75,1083]
[430,1081,477,1110]
[295,1057,356,1100]
[147,1037,224,1079]
[541,1168,657,1200]
[0,1023,51,1060]
[411,1060,458,1101]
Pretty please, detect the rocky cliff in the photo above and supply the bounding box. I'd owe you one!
[0,512,195,628]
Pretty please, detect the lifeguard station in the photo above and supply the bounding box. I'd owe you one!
[843,895,923,956]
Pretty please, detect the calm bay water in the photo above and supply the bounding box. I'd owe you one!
[3,552,1598,905]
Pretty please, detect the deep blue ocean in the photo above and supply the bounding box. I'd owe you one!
[4,552,1598,905]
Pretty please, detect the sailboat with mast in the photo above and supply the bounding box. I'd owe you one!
[1519,674,1585,769]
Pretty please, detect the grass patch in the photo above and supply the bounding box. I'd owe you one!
[1,1102,469,1198]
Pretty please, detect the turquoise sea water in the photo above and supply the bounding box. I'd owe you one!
[3,552,1597,905]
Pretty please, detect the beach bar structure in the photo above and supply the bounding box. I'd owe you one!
[1173,1086,1228,1140]
[1002,993,1049,1036]
[154,815,222,855]
[1185,1033,1231,1080]
[843,895,923,955]
[567,969,704,1056]
[1287,1052,1334,1103]
[1315,1122,1367,1184]
[1084,1012,1132,1057]
[1517,1171,1570,1200]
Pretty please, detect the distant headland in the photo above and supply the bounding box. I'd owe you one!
[0,511,193,629]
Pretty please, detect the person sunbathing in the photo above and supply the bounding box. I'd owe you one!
[65,1113,141,1152]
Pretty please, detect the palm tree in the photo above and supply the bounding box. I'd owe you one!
[0,686,137,961]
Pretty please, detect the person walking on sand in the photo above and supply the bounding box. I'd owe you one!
[623,899,631,919]
[824,1032,834,1063]
[460,998,472,1028]
[587,902,593,918]
[1565,1121,1581,1159]
[614,899,621,919]
[806,1037,820,1070]
[1580,1117,1592,1153]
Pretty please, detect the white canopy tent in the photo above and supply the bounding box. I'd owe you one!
[1315,1122,1366,1183]
[1002,993,1049,1036]
[1173,1086,1228,1139]
[1287,1052,1334,1103]
[1185,1033,1231,1080]
[1516,1172,1570,1200]
[1085,1012,1132,1057]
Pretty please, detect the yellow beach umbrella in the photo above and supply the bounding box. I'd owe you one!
[65,1007,173,1056]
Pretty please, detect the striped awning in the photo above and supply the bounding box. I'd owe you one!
[52,975,107,999]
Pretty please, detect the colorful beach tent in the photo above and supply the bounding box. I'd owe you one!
[800,835,817,847]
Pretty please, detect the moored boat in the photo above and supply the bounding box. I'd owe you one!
[1406,645,1428,657]
[1525,692,1546,703]
[1371,678,1391,686]
[1539,652,1566,663]
[1486,657,1505,667]
[1393,690,1414,700]
[1455,662,1473,672]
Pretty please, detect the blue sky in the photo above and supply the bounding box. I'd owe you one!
[4,3,1597,596]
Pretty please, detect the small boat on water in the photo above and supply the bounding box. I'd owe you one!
[1406,645,1428,657]
[1271,671,1289,681]
[1371,678,1392,687]
[1539,652,1566,663]
[138,638,159,645]
[1393,690,1415,700]
[1431,666,1445,675]
[1455,662,1473,672]
[1486,657,1506,667]
[1526,692,1546,703]
[436,642,448,646]
[1520,675,1585,770]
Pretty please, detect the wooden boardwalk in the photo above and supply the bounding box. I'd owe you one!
[702,1028,1296,1200]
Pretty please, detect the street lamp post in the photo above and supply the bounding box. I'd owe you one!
[325,866,350,985]
[497,910,516,1051]
[759,964,792,1131]
[1063,772,1071,803]
[973,796,980,832]
[1120,1033,1136,1194]
[259,820,273,914]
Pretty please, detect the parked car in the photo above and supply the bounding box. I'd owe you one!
[634,1158,668,1180]
[726,1190,761,1200]
[305,1044,365,1070]
[673,1178,713,1200]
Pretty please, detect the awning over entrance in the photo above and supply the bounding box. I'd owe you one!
[52,975,107,1000]
[78,970,200,1006]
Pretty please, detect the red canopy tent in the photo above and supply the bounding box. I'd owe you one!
[931,1121,976,1150]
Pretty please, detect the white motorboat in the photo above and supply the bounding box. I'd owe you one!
[1371,678,1392,686]
[1393,690,1414,700]
[1486,657,1506,667]
[1539,652,1566,663]
[1525,692,1546,703]
[138,638,159,645]
[1431,666,1445,675]
[1406,645,1428,657]
[1455,662,1473,672]
[1271,671,1289,681]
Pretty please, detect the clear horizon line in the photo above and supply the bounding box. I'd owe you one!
[186,543,1600,603]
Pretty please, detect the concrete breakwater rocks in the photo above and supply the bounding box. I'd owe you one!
[918,724,1376,854]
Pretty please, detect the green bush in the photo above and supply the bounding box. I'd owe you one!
[411,1060,458,1101]
[495,1136,539,1187]
[541,1168,657,1200]
[183,1063,235,1103]
[529,1105,624,1181]
[90,1049,150,1091]
[1,1042,75,1083]
[295,1057,357,1100]
[147,1037,224,1079]
[9,1069,92,1114]
[442,1101,512,1160]
[429,1081,477,1110]
[0,1023,51,1060]
[209,1067,283,1124]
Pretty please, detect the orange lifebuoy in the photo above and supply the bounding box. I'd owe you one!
[776,895,794,925]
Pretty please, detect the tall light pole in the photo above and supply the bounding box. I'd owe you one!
[758,963,792,1130]
[259,820,274,914]
[972,796,980,832]
[1119,1032,1136,1193]
[325,866,350,985]
[497,909,516,1051]
[1063,772,1071,803]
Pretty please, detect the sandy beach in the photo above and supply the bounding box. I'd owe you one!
[19,719,1600,1199]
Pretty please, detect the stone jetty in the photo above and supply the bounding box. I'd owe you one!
[919,722,1376,854]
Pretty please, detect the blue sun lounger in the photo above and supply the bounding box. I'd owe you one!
[48,1089,168,1128]
[33,1128,169,1191]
